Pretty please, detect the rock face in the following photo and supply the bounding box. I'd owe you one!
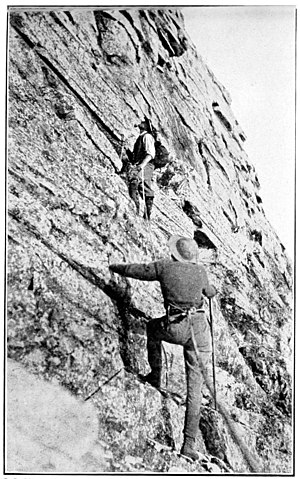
[7,359,109,473]
[7,7,293,474]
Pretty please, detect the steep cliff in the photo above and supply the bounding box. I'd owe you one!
[7,7,293,474]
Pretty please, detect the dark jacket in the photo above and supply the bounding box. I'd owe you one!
[110,258,216,310]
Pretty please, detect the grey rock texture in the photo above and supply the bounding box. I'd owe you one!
[7,7,293,474]
[7,359,109,473]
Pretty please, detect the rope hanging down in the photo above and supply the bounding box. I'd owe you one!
[119,133,125,161]
[208,298,217,411]
[141,167,156,261]
[118,138,260,471]
[85,368,124,401]
[190,303,262,474]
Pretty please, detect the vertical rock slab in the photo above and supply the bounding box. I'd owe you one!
[7,7,293,474]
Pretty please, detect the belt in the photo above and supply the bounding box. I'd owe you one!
[168,306,205,316]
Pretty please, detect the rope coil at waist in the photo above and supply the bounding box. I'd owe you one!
[163,303,205,329]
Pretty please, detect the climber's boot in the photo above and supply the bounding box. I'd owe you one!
[144,197,154,220]
[180,436,200,462]
[139,372,160,389]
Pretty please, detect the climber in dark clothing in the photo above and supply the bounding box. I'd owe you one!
[109,235,217,461]
[128,118,155,219]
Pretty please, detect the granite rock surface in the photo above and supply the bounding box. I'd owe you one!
[7,7,293,474]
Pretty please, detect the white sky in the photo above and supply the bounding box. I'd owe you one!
[183,6,296,259]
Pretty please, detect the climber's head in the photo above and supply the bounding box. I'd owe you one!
[168,235,199,264]
[136,117,152,134]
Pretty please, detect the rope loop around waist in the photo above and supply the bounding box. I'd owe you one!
[164,305,205,329]
[167,304,205,318]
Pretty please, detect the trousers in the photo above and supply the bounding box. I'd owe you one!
[129,163,155,208]
[146,312,211,439]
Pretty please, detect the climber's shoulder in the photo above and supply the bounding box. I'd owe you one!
[152,257,171,274]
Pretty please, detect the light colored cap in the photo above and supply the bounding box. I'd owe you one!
[168,235,198,264]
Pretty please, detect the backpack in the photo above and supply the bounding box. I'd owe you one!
[153,140,170,169]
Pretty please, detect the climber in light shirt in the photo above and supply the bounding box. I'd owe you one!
[127,117,156,219]
[109,235,217,461]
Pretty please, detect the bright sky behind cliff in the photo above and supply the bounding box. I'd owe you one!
[183,5,295,259]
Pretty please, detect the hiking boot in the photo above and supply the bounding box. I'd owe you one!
[180,444,200,461]
[180,437,199,461]
[139,372,160,388]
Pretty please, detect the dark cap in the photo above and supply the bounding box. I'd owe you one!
[135,117,152,132]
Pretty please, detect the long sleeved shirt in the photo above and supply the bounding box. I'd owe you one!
[110,258,216,309]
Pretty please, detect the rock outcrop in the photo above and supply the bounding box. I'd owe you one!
[7,7,293,474]
[7,359,109,473]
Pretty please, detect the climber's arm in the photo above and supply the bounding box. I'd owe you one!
[203,284,217,298]
[109,262,158,281]
[201,267,217,298]
[138,134,155,169]
[139,154,153,169]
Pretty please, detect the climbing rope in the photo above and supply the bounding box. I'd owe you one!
[162,342,169,389]
[119,133,125,161]
[141,168,169,387]
[208,298,217,411]
[189,318,262,473]
[141,167,156,261]
[84,367,124,401]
